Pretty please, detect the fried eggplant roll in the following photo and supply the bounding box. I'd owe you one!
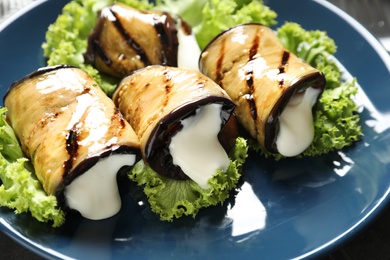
[3,65,140,220]
[199,23,326,157]
[113,66,236,189]
[84,3,179,78]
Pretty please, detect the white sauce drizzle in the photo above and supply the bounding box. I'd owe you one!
[169,104,229,189]
[65,153,136,220]
[276,87,322,157]
[177,20,201,71]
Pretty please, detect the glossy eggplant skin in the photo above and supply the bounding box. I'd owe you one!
[4,65,140,200]
[112,65,236,180]
[199,23,326,153]
[84,3,178,78]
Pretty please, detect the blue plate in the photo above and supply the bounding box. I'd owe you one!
[1,0,390,259]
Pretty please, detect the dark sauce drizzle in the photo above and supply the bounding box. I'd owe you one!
[163,70,172,108]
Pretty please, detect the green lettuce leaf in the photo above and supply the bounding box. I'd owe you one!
[277,22,337,65]
[129,137,248,221]
[0,108,65,227]
[156,0,277,50]
[305,78,362,156]
[0,108,24,162]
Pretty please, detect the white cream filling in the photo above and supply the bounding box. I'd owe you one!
[177,20,201,72]
[276,87,322,157]
[65,153,136,220]
[169,104,230,189]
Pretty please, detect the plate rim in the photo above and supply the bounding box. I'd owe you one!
[0,0,49,32]
[0,0,390,259]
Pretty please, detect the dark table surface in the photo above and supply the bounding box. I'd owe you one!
[0,0,390,259]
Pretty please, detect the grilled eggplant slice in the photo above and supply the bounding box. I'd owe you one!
[4,65,140,220]
[113,66,236,189]
[199,23,326,157]
[84,3,179,78]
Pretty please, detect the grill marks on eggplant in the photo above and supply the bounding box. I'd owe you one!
[278,51,290,87]
[84,3,179,78]
[64,87,91,176]
[109,7,151,67]
[113,108,127,130]
[162,68,173,110]
[244,29,261,136]
[4,65,140,198]
[91,38,112,66]
[63,94,126,176]
[113,66,236,181]
[199,23,326,154]
[205,27,263,125]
